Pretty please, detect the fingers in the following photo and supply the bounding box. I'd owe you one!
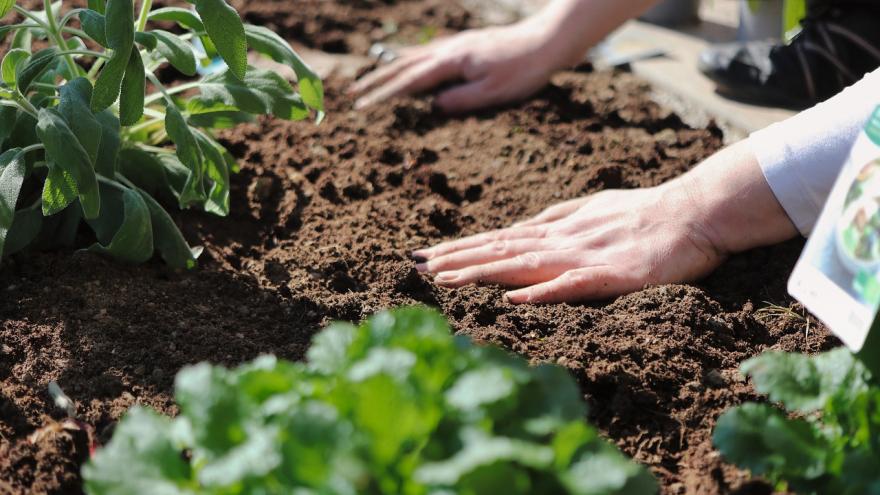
[413,225,550,261]
[353,56,462,109]
[434,250,582,288]
[513,197,592,227]
[417,238,558,273]
[505,266,627,304]
[435,78,496,114]
[348,53,426,96]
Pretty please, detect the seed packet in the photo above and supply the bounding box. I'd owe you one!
[789,106,880,352]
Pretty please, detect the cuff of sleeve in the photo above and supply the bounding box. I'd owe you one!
[749,127,822,237]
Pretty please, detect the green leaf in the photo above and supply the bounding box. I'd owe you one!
[742,348,870,413]
[58,78,102,165]
[87,0,106,14]
[187,108,254,129]
[714,403,831,482]
[42,163,79,216]
[94,110,121,176]
[118,148,186,205]
[2,201,42,257]
[164,104,205,206]
[0,149,27,257]
[16,48,58,94]
[0,106,15,147]
[92,47,130,112]
[79,9,108,47]
[36,108,101,219]
[134,31,157,51]
[0,0,15,18]
[87,184,154,264]
[194,0,247,80]
[10,27,32,52]
[244,24,324,111]
[104,0,134,51]
[119,50,145,126]
[1,49,30,87]
[91,0,135,112]
[188,67,309,121]
[148,7,205,32]
[136,188,199,269]
[563,449,658,495]
[307,322,357,374]
[82,407,194,495]
[192,131,229,215]
[151,30,197,76]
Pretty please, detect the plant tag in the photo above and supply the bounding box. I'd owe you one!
[789,106,880,351]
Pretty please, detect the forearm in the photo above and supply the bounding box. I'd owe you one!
[671,140,799,255]
[524,0,660,69]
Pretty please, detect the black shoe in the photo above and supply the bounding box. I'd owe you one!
[698,5,880,109]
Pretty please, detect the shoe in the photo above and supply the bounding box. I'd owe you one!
[698,5,880,109]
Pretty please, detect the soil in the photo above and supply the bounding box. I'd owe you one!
[0,2,839,495]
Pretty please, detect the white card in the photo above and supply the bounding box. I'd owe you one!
[789,107,880,351]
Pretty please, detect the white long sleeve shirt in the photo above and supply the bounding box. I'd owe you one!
[750,68,880,236]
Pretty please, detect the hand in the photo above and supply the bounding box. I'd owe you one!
[412,184,728,304]
[349,22,562,113]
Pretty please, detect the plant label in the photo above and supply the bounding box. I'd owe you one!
[789,106,880,352]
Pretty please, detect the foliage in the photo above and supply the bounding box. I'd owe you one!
[0,0,322,268]
[714,348,880,495]
[82,307,657,495]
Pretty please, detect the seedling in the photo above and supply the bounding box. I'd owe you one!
[0,0,323,268]
[714,348,880,494]
[755,302,812,340]
[83,307,657,494]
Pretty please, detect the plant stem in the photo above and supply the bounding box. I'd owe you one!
[144,81,200,105]
[43,0,82,78]
[12,6,50,29]
[145,72,176,107]
[20,143,46,155]
[9,94,39,118]
[57,49,112,60]
[136,0,153,32]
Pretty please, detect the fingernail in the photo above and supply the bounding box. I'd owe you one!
[415,263,429,273]
[411,253,428,263]
[435,272,458,283]
[354,99,367,110]
[504,291,525,304]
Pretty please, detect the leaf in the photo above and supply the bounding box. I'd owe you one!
[194,0,246,80]
[563,449,658,495]
[1,49,30,87]
[2,201,42,257]
[0,0,15,18]
[742,348,870,413]
[135,32,157,51]
[136,188,199,269]
[104,0,134,51]
[87,0,105,14]
[188,67,309,121]
[79,9,108,47]
[118,148,186,205]
[307,322,357,374]
[42,163,79,216]
[16,48,58,94]
[82,407,195,495]
[91,0,135,112]
[119,50,145,126]
[714,403,831,482]
[164,104,205,206]
[58,78,102,164]
[10,27,32,51]
[94,110,121,176]
[92,46,130,112]
[0,106,15,147]
[36,108,101,219]
[192,131,229,215]
[0,149,27,257]
[151,30,197,76]
[87,184,154,264]
[148,7,205,32]
[244,24,324,111]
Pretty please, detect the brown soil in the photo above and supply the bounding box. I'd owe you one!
[0,2,838,494]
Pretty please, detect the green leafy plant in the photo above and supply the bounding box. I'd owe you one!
[713,348,880,494]
[83,307,656,495]
[0,0,322,268]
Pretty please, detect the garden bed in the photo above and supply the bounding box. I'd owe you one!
[0,1,837,494]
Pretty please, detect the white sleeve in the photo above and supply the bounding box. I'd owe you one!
[749,68,880,236]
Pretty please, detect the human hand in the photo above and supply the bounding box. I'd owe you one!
[412,185,727,304]
[348,22,562,113]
